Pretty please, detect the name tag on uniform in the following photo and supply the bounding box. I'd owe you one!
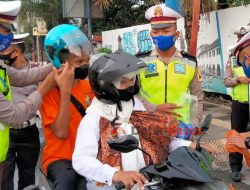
[228,56,239,68]
[174,63,186,74]
[232,57,239,68]
[145,62,159,78]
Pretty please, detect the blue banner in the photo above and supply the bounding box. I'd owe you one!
[165,0,184,16]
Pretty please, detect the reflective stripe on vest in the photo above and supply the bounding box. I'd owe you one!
[139,58,196,123]
[230,56,248,102]
[0,67,12,162]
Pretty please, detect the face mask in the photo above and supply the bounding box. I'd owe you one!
[118,86,136,102]
[0,33,14,52]
[0,51,17,66]
[242,56,250,78]
[152,35,175,51]
[74,64,89,79]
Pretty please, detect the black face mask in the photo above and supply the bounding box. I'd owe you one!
[0,51,17,66]
[118,86,136,102]
[75,64,89,80]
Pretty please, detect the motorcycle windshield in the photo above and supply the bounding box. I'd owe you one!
[168,146,213,183]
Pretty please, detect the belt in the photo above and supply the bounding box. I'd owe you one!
[12,116,37,129]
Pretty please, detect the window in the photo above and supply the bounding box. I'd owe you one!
[216,48,220,55]
[212,50,215,57]
[213,64,215,74]
[217,64,221,76]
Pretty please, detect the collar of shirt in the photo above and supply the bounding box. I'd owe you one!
[0,61,8,69]
[151,48,183,65]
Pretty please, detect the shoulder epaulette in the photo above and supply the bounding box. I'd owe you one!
[181,51,197,65]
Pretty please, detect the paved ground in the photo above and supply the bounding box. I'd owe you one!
[202,101,250,190]
[12,101,250,190]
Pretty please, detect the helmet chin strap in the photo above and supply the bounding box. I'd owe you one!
[117,101,122,112]
[111,107,119,127]
[116,97,135,112]
[132,97,135,106]
[112,97,135,126]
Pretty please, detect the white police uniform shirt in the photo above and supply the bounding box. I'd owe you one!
[0,62,52,126]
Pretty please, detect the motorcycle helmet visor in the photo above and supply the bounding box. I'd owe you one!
[112,70,138,89]
[60,29,92,58]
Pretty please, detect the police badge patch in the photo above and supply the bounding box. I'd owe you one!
[147,63,157,73]
[145,62,159,78]
[232,57,239,68]
[174,63,186,74]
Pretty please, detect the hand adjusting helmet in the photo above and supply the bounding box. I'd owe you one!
[44,24,93,79]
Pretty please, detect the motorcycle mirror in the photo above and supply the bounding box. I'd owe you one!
[200,114,212,132]
[108,135,139,153]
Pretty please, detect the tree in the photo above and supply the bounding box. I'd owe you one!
[96,0,250,49]
[93,0,162,33]
[217,0,250,9]
[182,0,216,50]
[233,0,250,6]
[18,0,67,57]
[217,0,230,9]
[18,0,38,53]
[19,0,66,32]
[34,0,66,30]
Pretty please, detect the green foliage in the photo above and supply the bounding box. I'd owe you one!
[18,0,250,54]
[98,47,112,54]
[18,0,67,54]
[92,0,160,32]
[217,0,250,9]
[230,0,250,6]
[19,0,66,31]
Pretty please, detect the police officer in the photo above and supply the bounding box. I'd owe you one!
[1,33,40,190]
[225,31,250,182]
[233,24,250,41]
[0,1,55,185]
[139,4,204,128]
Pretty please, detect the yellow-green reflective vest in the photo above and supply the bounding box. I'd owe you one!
[0,66,12,162]
[230,56,248,103]
[139,58,196,123]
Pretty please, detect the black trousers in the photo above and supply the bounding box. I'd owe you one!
[0,162,4,190]
[229,100,249,172]
[47,160,87,190]
[1,125,40,190]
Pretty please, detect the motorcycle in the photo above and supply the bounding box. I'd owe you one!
[108,114,232,190]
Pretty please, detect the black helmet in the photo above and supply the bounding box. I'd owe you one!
[88,52,146,105]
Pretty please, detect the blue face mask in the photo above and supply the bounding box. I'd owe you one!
[242,56,250,78]
[0,33,14,52]
[152,35,175,51]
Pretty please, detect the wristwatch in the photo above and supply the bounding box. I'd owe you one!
[245,137,250,149]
